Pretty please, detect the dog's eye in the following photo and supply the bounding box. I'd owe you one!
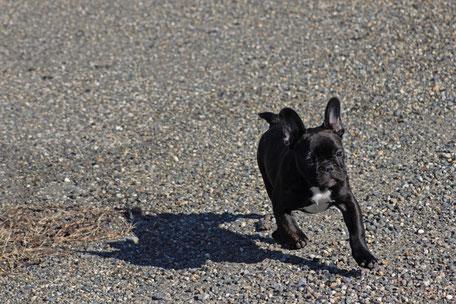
[336,151,344,158]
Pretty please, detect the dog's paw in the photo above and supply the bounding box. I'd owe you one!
[272,229,309,249]
[292,238,308,249]
[354,250,378,269]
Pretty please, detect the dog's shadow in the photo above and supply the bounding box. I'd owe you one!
[84,209,360,277]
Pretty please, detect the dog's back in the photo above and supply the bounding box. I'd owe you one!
[257,113,290,198]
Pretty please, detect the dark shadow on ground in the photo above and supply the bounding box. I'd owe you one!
[83,208,360,277]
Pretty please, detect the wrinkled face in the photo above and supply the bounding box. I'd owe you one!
[295,130,347,189]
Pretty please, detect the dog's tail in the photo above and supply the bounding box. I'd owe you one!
[258,112,280,125]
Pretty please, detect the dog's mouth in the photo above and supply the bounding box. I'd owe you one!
[323,179,337,188]
[317,171,345,188]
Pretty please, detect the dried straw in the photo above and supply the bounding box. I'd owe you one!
[0,204,132,273]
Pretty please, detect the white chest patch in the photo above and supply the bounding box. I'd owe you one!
[302,187,334,214]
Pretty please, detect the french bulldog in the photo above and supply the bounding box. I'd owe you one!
[257,97,377,269]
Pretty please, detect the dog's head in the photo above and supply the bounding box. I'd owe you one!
[279,98,347,189]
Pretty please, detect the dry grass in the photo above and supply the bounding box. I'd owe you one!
[0,204,132,274]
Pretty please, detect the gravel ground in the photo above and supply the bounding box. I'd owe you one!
[1,0,455,303]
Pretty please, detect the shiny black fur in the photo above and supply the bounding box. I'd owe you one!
[257,98,377,269]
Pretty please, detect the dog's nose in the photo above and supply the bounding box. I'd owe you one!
[322,164,335,173]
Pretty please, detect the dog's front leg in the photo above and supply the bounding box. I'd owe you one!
[336,194,377,269]
[272,208,309,249]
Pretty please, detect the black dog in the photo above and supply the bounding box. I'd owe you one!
[257,98,377,269]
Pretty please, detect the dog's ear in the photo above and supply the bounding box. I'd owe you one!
[323,97,345,137]
[279,108,306,148]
